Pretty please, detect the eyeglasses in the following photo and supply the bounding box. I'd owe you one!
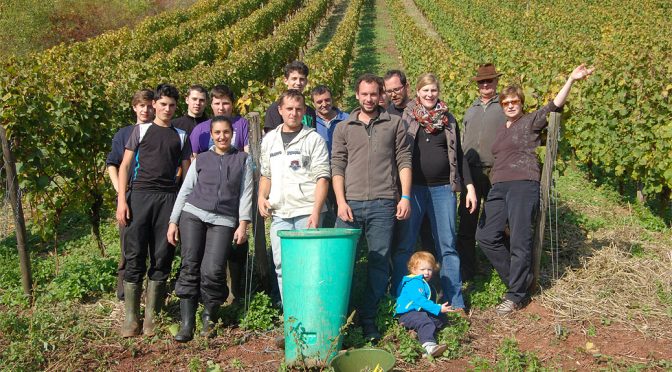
[477,79,495,85]
[384,86,405,95]
[501,99,521,106]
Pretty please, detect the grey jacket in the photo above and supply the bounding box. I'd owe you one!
[461,96,506,167]
[402,100,471,192]
[331,107,412,201]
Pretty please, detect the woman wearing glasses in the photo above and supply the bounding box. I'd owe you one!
[391,73,477,313]
[476,64,595,315]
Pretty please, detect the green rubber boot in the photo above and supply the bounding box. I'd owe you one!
[174,298,197,343]
[121,281,142,337]
[142,280,166,336]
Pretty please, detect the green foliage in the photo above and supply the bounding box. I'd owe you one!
[43,256,116,302]
[436,313,470,359]
[374,294,396,334]
[342,324,366,349]
[470,337,546,372]
[240,292,279,331]
[379,322,424,363]
[467,270,507,310]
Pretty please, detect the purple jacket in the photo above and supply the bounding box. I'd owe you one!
[189,116,250,154]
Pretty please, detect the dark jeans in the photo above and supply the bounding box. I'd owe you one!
[322,183,338,228]
[398,311,445,344]
[123,191,177,283]
[456,166,492,280]
[175,211,235,306]
[476,180,539,304]
[336,199,396,324]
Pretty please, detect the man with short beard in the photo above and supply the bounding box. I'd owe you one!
[383,69,411,117]
[331,73,412,341]
[457,63,507,281]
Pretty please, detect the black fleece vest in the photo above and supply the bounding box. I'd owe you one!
[186,149,247,218]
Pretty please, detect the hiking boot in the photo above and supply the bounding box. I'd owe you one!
[200,304,220,338]
[422,342,447,358]
[121,281,142,337]
[174,298,197,343]
[143,280,166,336]
[495,299,521,316]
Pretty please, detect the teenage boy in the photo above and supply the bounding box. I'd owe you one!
[258,90,330,302]
[106,89,154,301]
[172,85,209,136]
[263,61,317,133]
[189,84,250,304]
[190,85,250,154]
[457,63,506,280]
[116,84,192,338]
[331,74,412,341]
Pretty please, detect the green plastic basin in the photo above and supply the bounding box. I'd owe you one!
[329,348,396,372]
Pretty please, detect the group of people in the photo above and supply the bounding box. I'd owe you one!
[107,59,594,355]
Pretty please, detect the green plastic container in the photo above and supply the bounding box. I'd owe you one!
[329,348,396,372]
[279,228,361,366]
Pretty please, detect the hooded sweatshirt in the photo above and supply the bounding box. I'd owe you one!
[260,125,330,218]
[395,274,441,316]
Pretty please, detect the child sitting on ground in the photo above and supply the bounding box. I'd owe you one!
[395,251,453,357]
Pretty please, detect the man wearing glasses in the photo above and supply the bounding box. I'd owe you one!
[457,63,507,281]
[383,70,411,117]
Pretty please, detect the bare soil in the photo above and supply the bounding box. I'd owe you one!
[81,298,671,371]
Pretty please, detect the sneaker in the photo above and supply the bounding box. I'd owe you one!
[495,299,520,316]
[362,323,381,342]
[422,342,447,358]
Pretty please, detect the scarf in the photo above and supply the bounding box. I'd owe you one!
[412,98,450,134]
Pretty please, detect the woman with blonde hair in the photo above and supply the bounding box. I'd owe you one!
[391,73,477,312]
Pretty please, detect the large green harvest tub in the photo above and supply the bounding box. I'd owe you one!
[279,228,361,366]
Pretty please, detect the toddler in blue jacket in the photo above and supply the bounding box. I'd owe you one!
[395,251,454,357]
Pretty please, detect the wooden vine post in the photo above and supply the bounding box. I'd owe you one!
[0,123,33,302]
[533,112,562,289]
[247,113,271,287]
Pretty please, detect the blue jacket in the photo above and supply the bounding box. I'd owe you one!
[395,275,441,316]
[315,108,349,157]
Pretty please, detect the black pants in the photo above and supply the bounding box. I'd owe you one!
[398,311,446,344]
[123,191,177,283]
[228,240,248,302]
[476,180,539,303]
[116,223,126,300]
[175,211,235,306]
[456,166,492,280]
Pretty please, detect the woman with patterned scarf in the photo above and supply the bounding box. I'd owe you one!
[391,73,477,313]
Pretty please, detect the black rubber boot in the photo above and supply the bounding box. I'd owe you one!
[121,281,142,337]
[200,304,220,338]
[143,280,166,336]
[174,298,197,343]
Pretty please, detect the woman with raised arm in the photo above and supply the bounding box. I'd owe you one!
[476,64,595,315]
[391,73,477,313]
[167,116,253,342]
